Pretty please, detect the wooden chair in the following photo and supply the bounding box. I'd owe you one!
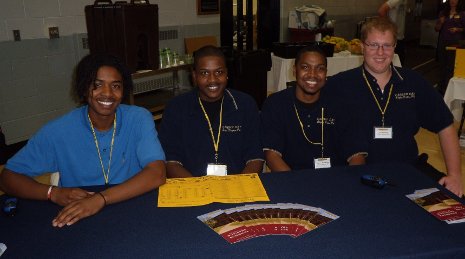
[184,36,218,54]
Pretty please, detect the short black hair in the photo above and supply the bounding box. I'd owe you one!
[295,45,327,67]
[193,45,226,70]
[74,53,133,104]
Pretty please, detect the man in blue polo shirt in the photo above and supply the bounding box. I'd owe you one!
[325,17,463,197]
[0,54,166,226]
[261,46,366,171]
[159,45,263,177]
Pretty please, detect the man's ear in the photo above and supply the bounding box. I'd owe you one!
[191,71,197,87]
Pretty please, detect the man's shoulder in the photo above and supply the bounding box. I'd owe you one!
[118,104,153,121]
[225,88,254,102]
[165,89,196,108]
[261,88,294,115]
[326,67,360,88]
[45,106,84,128]
[393,66,427,84]
[224,89,259,110]
[264,87,292,104]
[330,67,360,79]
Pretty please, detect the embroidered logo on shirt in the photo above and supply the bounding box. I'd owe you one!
[316,117,335,125]
[395,92,415,100]
[222,125,242,132]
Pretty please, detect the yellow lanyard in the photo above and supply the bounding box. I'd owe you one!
[198,97,224,163]
[362,69,394,127]
[293,104,325,158]
[88,113,116,185]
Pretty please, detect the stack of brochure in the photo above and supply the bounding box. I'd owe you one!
[197,203,339,244]
[406,188,465,224]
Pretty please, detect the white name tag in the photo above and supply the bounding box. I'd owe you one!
[374,126,393,139]
[207,164,227,176]
[314,157,331,169]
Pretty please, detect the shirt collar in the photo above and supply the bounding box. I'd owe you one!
[82,105,122,136]
[361,63,404,86]
[189,88,239,116]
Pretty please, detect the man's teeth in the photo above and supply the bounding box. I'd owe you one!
[306,81,317,85]
[208,86,219,90]
[98,101,113,106]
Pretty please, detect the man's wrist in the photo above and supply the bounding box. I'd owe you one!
[47,185,54,201]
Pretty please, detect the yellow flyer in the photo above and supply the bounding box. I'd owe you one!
[157,173,270,207]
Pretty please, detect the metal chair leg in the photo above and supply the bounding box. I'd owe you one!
[459,102,465,137]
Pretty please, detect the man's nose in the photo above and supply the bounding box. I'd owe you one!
[207,73,217,82]
[101,84,112,95]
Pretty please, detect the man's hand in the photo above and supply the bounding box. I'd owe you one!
[50,187,94,206]
[439,175,463,198]
[52,193,105,227]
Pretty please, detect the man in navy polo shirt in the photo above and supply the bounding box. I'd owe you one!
[261,46,367,171]
[159,45,263,177]
[325,17,463,197]
[0,54,166,226]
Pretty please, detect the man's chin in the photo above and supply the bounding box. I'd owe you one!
[303,89,320,96]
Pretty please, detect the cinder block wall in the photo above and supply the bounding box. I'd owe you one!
[0,0,220,144]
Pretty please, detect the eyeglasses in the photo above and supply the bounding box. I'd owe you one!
[363,42,396,51]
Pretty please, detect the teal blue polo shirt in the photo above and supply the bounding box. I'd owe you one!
[6,104,165,187]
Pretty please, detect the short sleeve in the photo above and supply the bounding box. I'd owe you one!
[158,100,185,164]
[241,97,264,161]
[136,108,165,167]
[415,76,454,133]
[5,126,58,177]
[260,96,285,154]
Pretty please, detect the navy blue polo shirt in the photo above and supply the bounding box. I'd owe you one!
[260,86,366,170]
[325,65,454,164]
[159,88,263,177]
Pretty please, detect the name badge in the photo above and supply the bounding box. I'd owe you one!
[374,126,393,139]
[314,158,331,169]
[207,164,227,176]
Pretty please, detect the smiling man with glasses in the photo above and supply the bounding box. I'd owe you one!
[325,17,463,197]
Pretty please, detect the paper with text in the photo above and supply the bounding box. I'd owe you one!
[158,173,270,207]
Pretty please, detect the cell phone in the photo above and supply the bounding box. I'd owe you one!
[360,174,389,189]
[0,243,6,257]
[2,196,18,217]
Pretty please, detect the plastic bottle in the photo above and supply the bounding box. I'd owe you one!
[159,48,165,69]
[165,48,172,68]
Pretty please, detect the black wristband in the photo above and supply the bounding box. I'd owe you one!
[97,192,107,206]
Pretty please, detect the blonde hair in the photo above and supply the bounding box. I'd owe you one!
[361,17,397,43]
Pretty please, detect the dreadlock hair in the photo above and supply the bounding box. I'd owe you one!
[74,53,133,104]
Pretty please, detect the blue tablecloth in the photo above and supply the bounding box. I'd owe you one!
[1,163,465,258]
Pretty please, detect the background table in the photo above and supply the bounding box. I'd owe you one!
[2,163,465,258]
[267,53,402,93]
[444,77,465,121]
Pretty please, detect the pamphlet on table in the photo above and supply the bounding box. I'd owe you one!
[197,203,339,244]
[406,188,465,224]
